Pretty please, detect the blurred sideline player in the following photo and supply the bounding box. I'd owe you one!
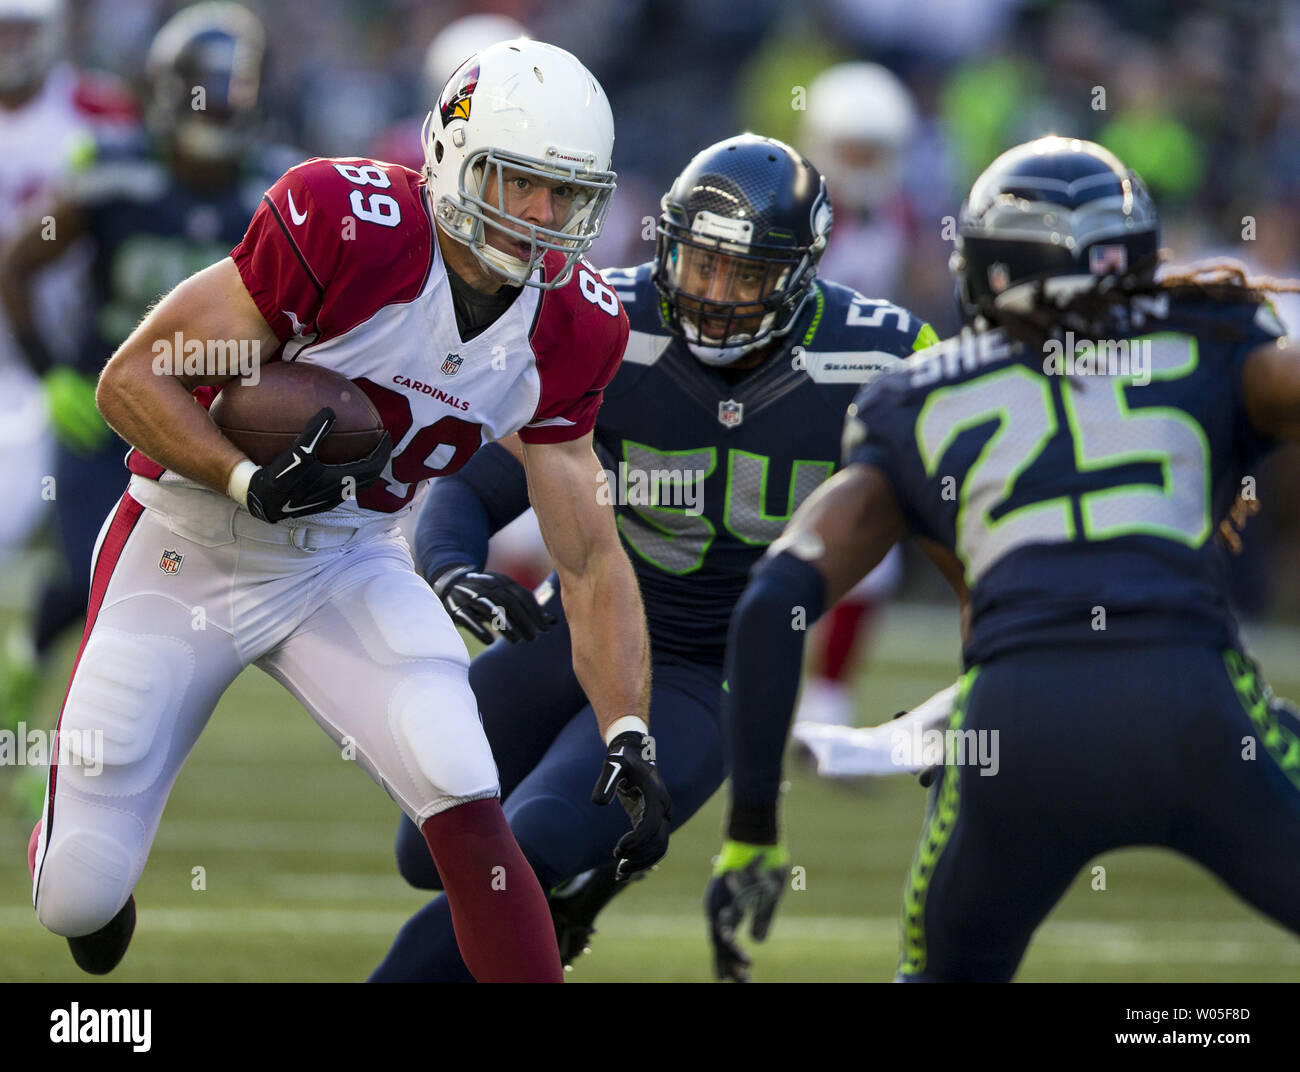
[0,0,133,595]
[789,62,919,731]
[0,4,292,820]
[27,38,668,983]
[706,136,1300,981]
[369,12,553,589]
[369,133,939,981]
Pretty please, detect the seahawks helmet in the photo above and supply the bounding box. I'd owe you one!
[146,1,265,164]
[952,136,1159,323]
[655,134,832,366]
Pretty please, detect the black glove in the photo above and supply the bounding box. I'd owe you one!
[591,729,672,881]
[246,408,392,524]
[704,840,789,982]
[429,564,556,644]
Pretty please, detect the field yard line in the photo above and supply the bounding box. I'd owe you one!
[2,905,1295,964]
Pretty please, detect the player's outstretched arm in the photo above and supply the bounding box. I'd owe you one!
[707,462,905,980]
[96,257,278,494]
[521,432,670,879]
[418,438,553,644]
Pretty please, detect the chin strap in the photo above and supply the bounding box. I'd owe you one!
[687,340,762,366]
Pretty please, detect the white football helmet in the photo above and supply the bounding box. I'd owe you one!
[422,39,616,289]
[0,0,63,95]
[802,63,916,216]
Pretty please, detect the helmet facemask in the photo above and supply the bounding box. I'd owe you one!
[422,112,616,289]
[654,214,817,367]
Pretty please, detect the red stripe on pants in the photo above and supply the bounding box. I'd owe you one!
[43,492,145,844]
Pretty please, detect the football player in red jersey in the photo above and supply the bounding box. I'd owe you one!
[27,39,667,983]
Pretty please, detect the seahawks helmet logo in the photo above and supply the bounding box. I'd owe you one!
[439,60,479,127]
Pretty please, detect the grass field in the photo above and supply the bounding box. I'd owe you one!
[2,585,1298,983]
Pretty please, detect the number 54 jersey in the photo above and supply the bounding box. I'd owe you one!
[845,294,1286,665]
[130,156,628,518]
[597,264,936,664]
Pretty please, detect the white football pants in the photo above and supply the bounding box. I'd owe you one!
[31,476,498,937]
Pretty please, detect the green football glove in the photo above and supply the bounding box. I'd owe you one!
[704,839,790,982]
[43,367,110,454]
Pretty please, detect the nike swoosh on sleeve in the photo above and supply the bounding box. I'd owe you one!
[286,189,309,226]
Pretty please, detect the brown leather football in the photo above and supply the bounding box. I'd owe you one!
[209,361,386,466]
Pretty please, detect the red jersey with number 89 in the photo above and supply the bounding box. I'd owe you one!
[127,156,629,520]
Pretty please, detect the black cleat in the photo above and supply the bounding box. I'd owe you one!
[549,864,644,969]
[68,896,136,975]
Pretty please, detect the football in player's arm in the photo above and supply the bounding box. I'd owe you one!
[31,38,664,983]
[93,190,664,868]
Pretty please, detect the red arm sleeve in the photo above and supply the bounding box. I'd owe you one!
[230,162,341,342]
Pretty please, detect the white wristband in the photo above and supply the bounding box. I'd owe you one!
[226,459,259,508]
[604,715,649,745]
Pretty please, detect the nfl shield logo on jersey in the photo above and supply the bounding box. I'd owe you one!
[159,549,184,576]
[441,352,463,376]
[718,399,744,428]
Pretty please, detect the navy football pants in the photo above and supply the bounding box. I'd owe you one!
[899,644,1300,981]
[371,604,726,982]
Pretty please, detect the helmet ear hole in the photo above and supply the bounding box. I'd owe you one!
[434,140,444,164]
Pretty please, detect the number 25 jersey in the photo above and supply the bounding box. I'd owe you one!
[845,294,1285,664]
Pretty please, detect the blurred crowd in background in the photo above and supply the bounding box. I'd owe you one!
[7,0,1300,618]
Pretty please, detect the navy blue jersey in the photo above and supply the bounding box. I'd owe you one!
[598,262,935,662]
[845,293,1285,664]
[65,138,291,374]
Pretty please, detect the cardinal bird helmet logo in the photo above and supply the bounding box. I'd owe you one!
[439,61,480,127]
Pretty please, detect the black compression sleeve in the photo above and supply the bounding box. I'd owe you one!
[722,550,827,843]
